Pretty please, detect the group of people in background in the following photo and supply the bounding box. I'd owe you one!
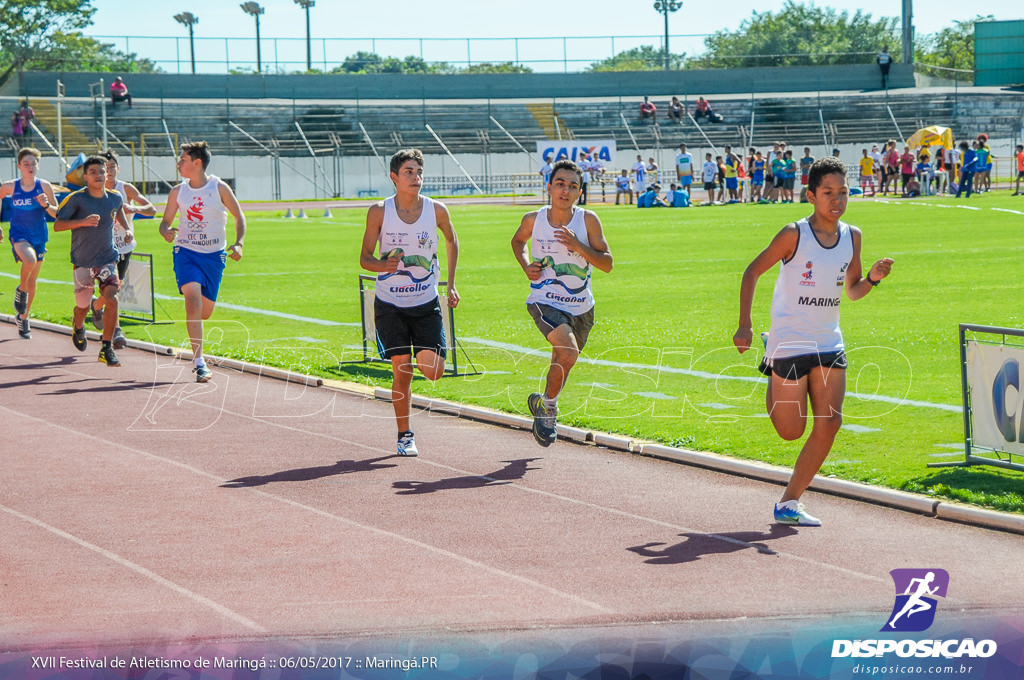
[639,95,722,125]
[855,134,1015,199]
[8,99,35,148]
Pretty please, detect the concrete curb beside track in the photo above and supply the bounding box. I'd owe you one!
[6,314,1024,537]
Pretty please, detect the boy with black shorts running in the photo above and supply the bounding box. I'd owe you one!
[360,148,460,457]
[733,156,894,526]
[511,159,613,447]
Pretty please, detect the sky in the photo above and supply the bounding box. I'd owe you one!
[82,0,1019,74]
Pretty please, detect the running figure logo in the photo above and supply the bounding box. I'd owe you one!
[186,197,204,222]
[881,568,949,632]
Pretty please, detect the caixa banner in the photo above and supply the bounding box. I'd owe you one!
[536,140,616,166]
[966,340,1024,455]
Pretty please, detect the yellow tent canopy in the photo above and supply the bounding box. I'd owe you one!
[907,125,953,151]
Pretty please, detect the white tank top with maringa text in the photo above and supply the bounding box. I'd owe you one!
[375,195,440,308]
[767,218,853,360]
[525,206,594,316]
[112,180,136,255]
[174,175,228,253]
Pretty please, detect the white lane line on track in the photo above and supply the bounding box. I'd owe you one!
[1,353,888,588]
[0,271,961,413]
[0,393,612,616]
[0,500,267,633]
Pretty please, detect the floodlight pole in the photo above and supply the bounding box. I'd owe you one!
[174,12,199,74]
[294,0,315,71]
[653,0,682,71]
[901,0,914,65]
[240,2,265,73]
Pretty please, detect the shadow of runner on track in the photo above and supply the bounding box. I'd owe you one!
[628,525,799,565]
[392,458,544,495]
[220,455,401,487]
[44,380,178,396]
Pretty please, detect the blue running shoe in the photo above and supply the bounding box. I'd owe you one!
[194,364,213,383]
[527,392,557,447]
[774,500,821,526]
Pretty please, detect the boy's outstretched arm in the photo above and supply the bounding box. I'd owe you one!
[734,224,798,353]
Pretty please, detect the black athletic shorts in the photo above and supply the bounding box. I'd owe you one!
[374,297,447,361]
[758,350,847,380]
[116,251,132,282]
[527,302,595,351]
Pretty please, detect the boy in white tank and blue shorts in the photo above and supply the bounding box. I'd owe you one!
[734,156,894,526]
[158,141,247,383]
[360,149,460,457]
[511,159,614,447]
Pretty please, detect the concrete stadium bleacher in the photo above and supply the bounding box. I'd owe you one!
[7,88,1023,162]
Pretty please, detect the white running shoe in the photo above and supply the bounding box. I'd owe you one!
[397,431,419,457]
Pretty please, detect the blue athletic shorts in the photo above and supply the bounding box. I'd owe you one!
[173,246,227,302]
[11,239,47,263]
[726,177,738,190]
[678,175,693,187]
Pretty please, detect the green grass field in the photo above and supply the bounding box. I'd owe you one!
[6,191,1024,512]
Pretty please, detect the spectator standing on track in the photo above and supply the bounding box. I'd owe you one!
[359,148,459,457]
[882,140,899,196]
[158,141,247,383]
[674,143,695,193]
[871,145,884,188]
[734,156,894,526]
[1014,144,1024,195]
[954,141,978,198]
[975,134,992,193]
[539,154,554,196]
[110,77,133,109]
[751,150,766,202]
[511,159,613,448]
[800,148,814,190]
[858,148,876,197]
[577,150,591,206]
[899,145,915,196]
[54,155,132,366]
[877,46,893,89]
[723,146,741,203]
[646,157,659,188]
[0,147,59,339]
[632,154,647,198]
[103,149,156,349]
[702,153,717,204]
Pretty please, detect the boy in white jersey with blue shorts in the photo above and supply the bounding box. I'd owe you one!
[734,156,893,526]
[360,148,460,457]
[158,141,246,383]
[103,149,156,349]
[0,147,59,339]
[511,159,613,447]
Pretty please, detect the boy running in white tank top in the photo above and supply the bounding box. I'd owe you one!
[734,156,894,526]
[511,159,613,447]
[103,149,155,349]
[158,141,246,383]
[360,148,460,457]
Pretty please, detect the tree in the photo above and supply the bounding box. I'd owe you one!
[587,45,685,72]
[915,16,992,73]
[690,1,899,68]
[0,0,97,82]
[461,62,532,74]
[22,32,161,73]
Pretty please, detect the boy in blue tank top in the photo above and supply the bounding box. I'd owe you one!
[360,148,460,457]
[733,157,894,526]
[511,159,613,447]
[0,147,59,338]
